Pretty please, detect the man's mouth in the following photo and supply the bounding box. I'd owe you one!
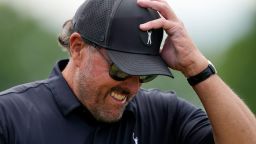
[110,91,127,102]
[109,87,130,102]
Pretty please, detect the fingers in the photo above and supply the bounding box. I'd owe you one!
[138,0,181,33]
[140,17,176,31]
[137,0,178,21]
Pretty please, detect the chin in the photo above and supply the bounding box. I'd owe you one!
[94,109,124,123]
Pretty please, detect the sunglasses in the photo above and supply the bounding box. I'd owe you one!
[95,48,156,83]
[109,64,157,83]
[85,40,157,83]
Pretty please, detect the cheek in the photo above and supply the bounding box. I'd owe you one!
[90,68,107,83]
[87,65,119,90]
[81,55,120,91]
[90,63,115,83]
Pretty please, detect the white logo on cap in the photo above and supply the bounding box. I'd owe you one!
[147,30,152,45]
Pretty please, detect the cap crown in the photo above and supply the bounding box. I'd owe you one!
[73,0,163,55]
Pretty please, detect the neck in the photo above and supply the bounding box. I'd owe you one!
[62,60,77,96]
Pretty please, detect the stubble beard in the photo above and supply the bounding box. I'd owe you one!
[76,68,126,123]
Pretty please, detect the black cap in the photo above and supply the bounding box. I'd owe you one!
[73,0,173,77]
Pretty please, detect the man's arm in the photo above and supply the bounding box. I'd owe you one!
[193,74,256,144]
[137,0,256,143]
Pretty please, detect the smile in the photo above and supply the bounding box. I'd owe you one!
[110,91,127,102]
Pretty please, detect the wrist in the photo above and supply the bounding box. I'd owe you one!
[187,60,217,86]
[182,58,209,78]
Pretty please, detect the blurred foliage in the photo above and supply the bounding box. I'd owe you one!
[219,17,256,113]
[0,4,67,90]
[143,70,202,105]
[0,4,255,113]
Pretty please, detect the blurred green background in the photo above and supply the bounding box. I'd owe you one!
[0,1,255,113]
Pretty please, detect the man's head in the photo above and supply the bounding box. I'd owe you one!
[61,32,141,123]
[59,0,172,123]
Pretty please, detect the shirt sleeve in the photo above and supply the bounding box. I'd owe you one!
[173,97,214,144]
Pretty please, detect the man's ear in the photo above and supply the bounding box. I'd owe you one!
[69,32,86,67]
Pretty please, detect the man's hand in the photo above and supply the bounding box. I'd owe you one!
[138,0,208,77]
[138,0,256,144]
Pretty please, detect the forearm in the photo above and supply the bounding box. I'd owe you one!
[137,0,256,142]
[193,74,256,144]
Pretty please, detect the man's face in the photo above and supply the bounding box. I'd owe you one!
[75,47,141,123]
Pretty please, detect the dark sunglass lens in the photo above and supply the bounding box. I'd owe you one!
[110,64,157,83]
[140,75,157,83]
[109,64,129,81]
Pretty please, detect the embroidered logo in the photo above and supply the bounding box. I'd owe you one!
[146,30,152,45]
[139,29,154,47]
[132,133,138,144]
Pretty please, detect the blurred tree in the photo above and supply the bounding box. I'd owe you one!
[219,17,256,113]
[0,5,67,90]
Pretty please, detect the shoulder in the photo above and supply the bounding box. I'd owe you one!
[0,79,50,94]
[0,79,56,125]
[131,88,180,118]
[0,79,53,143]
[135,88,179,108]
[0,79,53,112]
[132,88,204,119]
[136,88,201,109]
[0,79,50,98]
[137,88,177,97]
[131,89,213,143]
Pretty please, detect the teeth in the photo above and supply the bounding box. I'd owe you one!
[111,92,126,101]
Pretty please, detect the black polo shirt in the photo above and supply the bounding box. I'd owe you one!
[0,59,214,144]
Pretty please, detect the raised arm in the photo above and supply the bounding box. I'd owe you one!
[138,0,256,143]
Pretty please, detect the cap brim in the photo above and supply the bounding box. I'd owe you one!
[107,50,173,78]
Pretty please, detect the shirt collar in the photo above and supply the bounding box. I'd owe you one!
[48,59,81,116]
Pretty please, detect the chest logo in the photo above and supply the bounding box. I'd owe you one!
[133,133,138,144]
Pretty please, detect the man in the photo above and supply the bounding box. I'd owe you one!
[0,0,255,143]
